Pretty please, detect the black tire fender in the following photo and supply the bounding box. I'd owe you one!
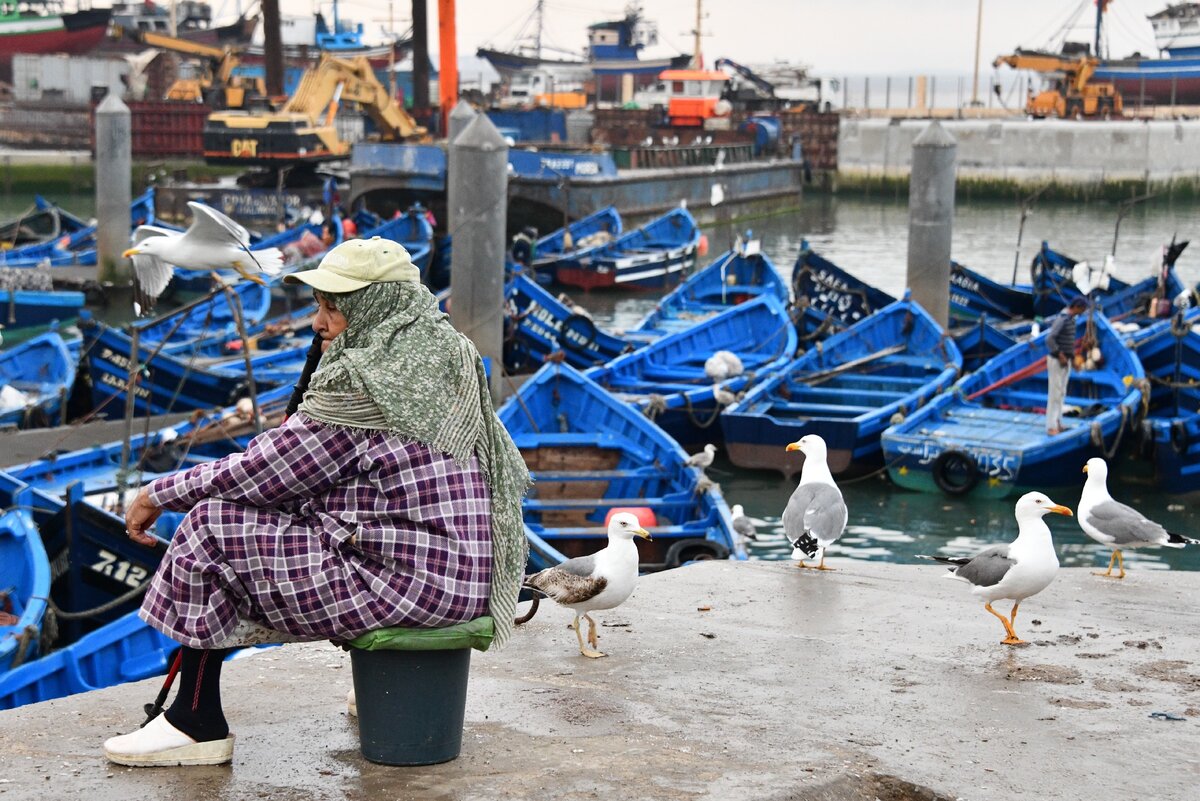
[557,313,597,352]
[931,449,980,496]
[664,538,730,568]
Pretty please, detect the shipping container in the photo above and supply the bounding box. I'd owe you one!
[13,54,128,106]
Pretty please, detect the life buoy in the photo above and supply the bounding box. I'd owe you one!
[931,450,980,496]
[1171,420,1189,454]
[557,313,597,352]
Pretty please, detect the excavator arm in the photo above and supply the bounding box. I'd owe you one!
[283,54,424,139]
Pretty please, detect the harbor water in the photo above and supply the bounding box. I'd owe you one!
[4,192,1200,572]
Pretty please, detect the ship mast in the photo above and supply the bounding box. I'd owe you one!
[692,0,703,68]
[1094,0,1108,58]
[534,0,543,60]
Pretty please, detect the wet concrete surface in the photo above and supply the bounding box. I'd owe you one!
[2,561,1198,800]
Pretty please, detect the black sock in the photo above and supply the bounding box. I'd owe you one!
[164,647,232,742]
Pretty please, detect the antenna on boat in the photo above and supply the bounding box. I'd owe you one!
[1111,191,1156,257]
[1011,185,1049,286]
[535,0,544,60]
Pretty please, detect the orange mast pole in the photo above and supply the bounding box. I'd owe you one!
[438,0,458,135]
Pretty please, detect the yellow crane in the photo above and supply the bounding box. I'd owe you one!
[110,23,264,109]
[993,50,1122,119]
[203,53,426,166]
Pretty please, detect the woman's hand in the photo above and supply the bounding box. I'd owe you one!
[125,487,163,547]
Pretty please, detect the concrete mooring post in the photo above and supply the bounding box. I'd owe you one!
[95,93,132,284]
[448,113,508,402]
[906,121,956,328]
[447,100,478,149]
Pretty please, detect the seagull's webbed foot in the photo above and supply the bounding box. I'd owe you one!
[986,602,1027,646]
[233,264,268,286]
[813,553,834,571]
[1093,549,1126,579]
[573,616,606,659]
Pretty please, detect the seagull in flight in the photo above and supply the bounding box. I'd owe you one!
[123,201,283,302]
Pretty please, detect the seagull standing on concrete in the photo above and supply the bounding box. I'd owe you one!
[782,434,847,570]
[1078,457,1197,579]
[123,201,284,302]
[523,512,651,659]
[918,492,1071,645]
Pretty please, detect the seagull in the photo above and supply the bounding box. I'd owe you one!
[123,201,284,302]
[1078,457,1197,579]
[918,492,1071,645]
[731,504,758,544]
[523,512,651,658]
[686,443,717,471]
[782,434,847,570]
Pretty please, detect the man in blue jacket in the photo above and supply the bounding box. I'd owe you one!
[1046,296,1088,435]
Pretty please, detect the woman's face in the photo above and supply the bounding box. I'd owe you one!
[313,293,348,345]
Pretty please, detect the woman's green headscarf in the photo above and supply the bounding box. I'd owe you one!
[298,280,530,647]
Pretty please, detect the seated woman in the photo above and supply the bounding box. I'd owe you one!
[103,236,529,767]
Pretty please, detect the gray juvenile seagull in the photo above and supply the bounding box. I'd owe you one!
[123,201,284,301]
[524,512,651,659]
[731,504,758,544]
[1078,457,1197,579]
[918,491,1072,645]
[686,443,718,470]
[782,434,847,570]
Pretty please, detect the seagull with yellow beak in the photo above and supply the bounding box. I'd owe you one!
[523,511,651,658]
[123,201,284,302]
[919,492,1072,645]
[782,434,847,570]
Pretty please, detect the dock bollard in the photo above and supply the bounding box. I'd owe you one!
[906,120,956,329]
[95,93,132,285]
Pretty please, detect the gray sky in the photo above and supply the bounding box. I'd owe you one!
[271,0,1169,75]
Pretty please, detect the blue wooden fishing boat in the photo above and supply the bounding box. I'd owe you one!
[950,262,1035,322]
[0,331,76,428]
[881,312,1144,498]
[130,279,273,346]
[79,320,306,417]
[0,508,50,674]
[519,206,623,286]
[1029,242,1135,317]
[0,189,158,268]
[0,609,177,711]
[0,194,91,249]
[1127,308,1200,494]
[498,362,742,572]
[504,274,634,372]
[721,295,962,478]
[791,240,896,328]
[586,294,797,449]
[556,207,701,291]
[952,316,1022,373]
[630,240,790,343]
[0,288,86,331]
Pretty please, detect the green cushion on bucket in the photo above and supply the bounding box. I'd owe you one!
[347,617,494,652]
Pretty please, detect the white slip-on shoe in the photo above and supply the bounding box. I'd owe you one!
[103,713,235,767]
[347,688,357,718]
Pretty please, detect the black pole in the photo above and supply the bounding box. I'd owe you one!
[412,0,430,114]
[262,0,284,97]
[285,331,325,418]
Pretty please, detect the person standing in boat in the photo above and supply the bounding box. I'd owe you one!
[103,237,529,767]
[1045,296,1088,436]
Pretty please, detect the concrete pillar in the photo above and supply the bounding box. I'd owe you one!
[915,76,927,111]
[95,93,132,284]
[906,121,956,329]
[448,99,477,145]
[448,114,508,401]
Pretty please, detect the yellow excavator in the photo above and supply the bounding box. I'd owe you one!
[202,53,426,165]
[110,23,264,109]
[993,50,1123,119]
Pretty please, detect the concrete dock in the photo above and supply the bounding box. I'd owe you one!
[1,561,1198,800]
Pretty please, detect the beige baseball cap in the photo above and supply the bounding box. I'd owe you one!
[284,236,419,293]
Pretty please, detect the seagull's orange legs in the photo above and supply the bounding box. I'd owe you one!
[1093,549,1126,579]
[986,602,1026,645]
[796,550,834,571]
